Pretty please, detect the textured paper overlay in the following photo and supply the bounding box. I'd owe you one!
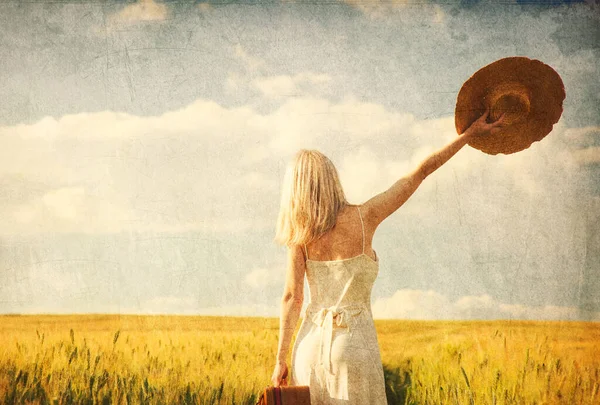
[0,0,598,321]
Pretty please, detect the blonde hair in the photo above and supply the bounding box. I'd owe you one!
[275,149,348,247]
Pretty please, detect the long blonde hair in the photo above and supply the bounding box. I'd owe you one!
[275,149,348,247]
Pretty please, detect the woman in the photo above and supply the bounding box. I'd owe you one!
[271,110,505,404]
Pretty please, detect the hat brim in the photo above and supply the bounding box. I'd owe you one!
[455,57,565,155]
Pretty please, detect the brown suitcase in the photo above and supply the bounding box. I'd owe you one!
[256,385,311,405]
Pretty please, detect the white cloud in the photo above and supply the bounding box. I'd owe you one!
[372,289,600,321]
[0,100,267,235]
[0,96,591,244]
[244,266,284,289]
[9,100,254,140]
[41,187,86,220]
[372,289,455,319]
[110,0,168,25]
[245,268,271,288]
[8,186,135,234]
[339,147,395,203]
[264,96,415,156]
[497,303,586,321]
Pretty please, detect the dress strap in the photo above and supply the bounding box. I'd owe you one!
[357,206,365,254]
[303,244,309,260]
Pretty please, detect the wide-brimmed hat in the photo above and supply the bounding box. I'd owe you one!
[455,57,565,155]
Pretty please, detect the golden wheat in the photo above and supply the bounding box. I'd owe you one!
[0,315,598,404]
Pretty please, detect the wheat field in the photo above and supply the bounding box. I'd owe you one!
[0,315,598,404]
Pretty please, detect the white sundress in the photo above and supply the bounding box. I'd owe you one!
[290,206,388,405]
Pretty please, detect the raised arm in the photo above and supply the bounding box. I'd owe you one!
[363,110,505,229]
[271,244,305,387]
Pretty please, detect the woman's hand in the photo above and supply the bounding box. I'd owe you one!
[463,108,506,139]
[271,361,289,387]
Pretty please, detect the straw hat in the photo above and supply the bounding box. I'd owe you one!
[455,57,565,155]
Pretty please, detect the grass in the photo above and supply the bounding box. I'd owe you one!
[0,315,598,404]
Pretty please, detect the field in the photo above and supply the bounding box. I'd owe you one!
[0,315,598,404]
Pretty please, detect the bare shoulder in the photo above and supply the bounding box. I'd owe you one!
[356,202,379,237]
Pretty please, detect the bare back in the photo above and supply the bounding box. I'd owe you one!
[304,204,378,263]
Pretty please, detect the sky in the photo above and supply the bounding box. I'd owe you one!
[0,0,599,321]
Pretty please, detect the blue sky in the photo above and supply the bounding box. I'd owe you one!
[0,0,598,320]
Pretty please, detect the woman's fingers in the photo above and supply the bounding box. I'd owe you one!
[478,108,489,123]
[487,114,506,134]
[280,363,288,386]
[271,362,288,387]
[491,113,506,126]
